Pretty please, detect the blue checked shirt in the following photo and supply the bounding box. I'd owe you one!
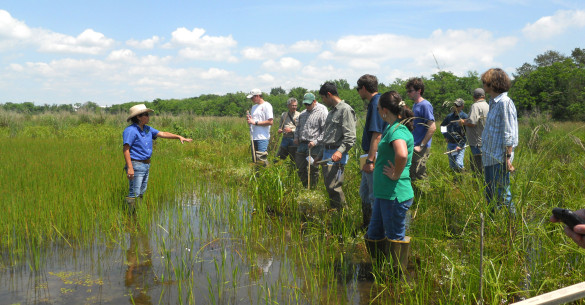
[481,92,518,166]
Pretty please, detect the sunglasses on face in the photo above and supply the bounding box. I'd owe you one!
[139,113,150,117]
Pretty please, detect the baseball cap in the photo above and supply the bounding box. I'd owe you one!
[247,88,262,99]
[454,98,464,107]
[302,93,316,105]
[473,88,485,98]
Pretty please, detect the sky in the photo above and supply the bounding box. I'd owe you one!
[1,0,585,106]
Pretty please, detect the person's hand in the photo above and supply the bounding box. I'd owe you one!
[283,127,292,133]
[551,209,585,248]
[382,160,398,180]
[459,119,466,126]
[414,145,422,153]
[278,128,283,134]
[506,158,515,173]
[362,162,374,173]
[246,115,254,125]
[127,168,134,180]
[308,141,315,149]
[331,151,342,162]
[179,136,193,144]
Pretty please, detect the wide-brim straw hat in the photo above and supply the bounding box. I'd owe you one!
[127,104,154,122]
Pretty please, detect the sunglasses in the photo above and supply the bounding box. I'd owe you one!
[139,112,150,117]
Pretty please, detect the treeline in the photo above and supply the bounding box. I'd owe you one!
[2,48,585,120]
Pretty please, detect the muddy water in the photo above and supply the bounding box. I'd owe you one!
[0,192,380,305]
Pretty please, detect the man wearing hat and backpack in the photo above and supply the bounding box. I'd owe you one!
[123,104,192,211]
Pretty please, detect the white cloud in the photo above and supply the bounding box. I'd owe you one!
[37,29,114,54]
[165,27,238,62]
[261,57,302,71]
[522,10,585,40]
[289,40,322,53]
[0,10,31,39]
[126,36,160,49]
[107,49,136,61]
[241,43,286,60]
[320,29,517,75]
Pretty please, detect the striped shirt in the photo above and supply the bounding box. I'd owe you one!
[294,102,328,144]
[481,92,518,166]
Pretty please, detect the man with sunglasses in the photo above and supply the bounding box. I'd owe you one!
[405,77,436,185]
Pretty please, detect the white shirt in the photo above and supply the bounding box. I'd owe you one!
[251,102,273,140]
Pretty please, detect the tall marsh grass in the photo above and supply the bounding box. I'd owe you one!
[2,110,585,304]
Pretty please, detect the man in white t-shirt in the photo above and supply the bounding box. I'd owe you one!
[246,88,273,164]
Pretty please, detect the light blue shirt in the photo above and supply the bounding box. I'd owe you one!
[123,124,159,160]
[481,92,518,166]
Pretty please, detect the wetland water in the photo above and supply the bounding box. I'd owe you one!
[0,189,379,305]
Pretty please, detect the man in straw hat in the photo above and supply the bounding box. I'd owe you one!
[123,104,192,211]
[246,88,273,165]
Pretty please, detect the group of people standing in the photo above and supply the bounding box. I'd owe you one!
[121,68,519,274]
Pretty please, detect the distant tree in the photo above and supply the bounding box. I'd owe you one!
[534,50,568,67]
[288,87,308,101]
[514,62,537,78]
[270,87,286,96]
[325,79,350,90]
[571,47,585,68]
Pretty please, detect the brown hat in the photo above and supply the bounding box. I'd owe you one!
[127,104,154,122]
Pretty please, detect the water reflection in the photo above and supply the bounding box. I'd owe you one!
[124,216,155,305]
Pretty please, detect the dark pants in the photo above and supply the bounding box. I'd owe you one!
[295,143,321,188]
[322,163,346,210]
[410,146,430,182]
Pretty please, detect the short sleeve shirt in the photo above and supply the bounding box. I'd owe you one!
[412,99,435,147]
[361,93,388,152]
[373,121,414,202]
[123,124,160,160]
[250,101,273,140]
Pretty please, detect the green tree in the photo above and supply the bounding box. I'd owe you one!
[270,87,286,96]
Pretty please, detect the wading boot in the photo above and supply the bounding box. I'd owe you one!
[125,197,136,214]
[388,236,411,279]
[364,234,389,264]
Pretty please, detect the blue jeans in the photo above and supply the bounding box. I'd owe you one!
[253,139,269,152]
[484,163,515,213]
[128,161,150,198]
[279,137,294,148]
[447,143,465,171]
[368,198,413,241]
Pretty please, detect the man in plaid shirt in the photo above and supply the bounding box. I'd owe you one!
[481,68,518,213]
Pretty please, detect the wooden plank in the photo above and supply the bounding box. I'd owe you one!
[512,281,585,305]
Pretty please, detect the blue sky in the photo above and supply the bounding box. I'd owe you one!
[1,0,584,106]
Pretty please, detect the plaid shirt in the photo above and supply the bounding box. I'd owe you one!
[294,102,328,144]
[481,92,518,166]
